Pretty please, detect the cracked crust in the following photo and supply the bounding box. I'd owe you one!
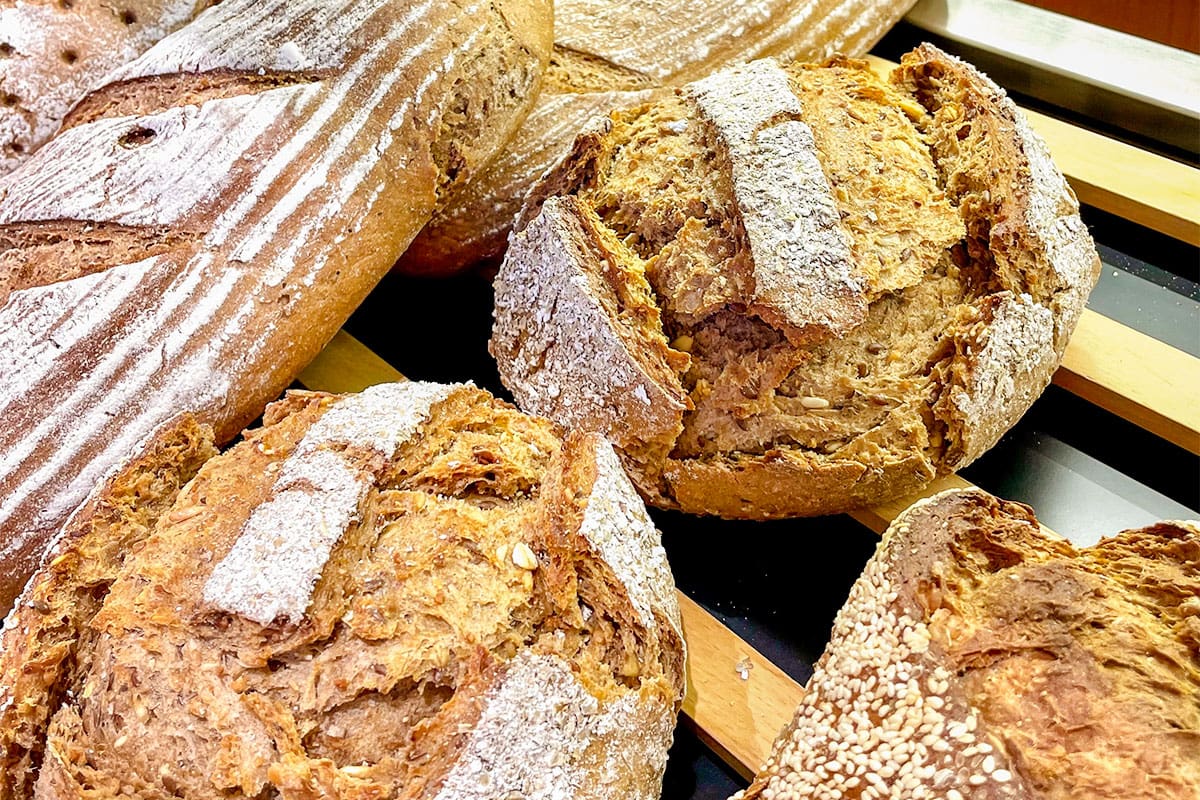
[492,47,1100,519]
[396,0,918,275]
[0,0,553,612]
[0,382,684,799]
[738,489,1200,800]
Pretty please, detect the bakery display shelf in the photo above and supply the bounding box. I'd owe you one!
[294,28,1197,798]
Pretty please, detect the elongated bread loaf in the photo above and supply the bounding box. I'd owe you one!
[738,489,1200,800]
[397,0,919,276]
[0,382,685,800]
[0,0,212,175]
[492,45,1101,519]
[0,0,553,611]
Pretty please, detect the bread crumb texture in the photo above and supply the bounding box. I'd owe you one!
[0,382,683,799]
[736,489,1200,800]
[493,45,1101,518]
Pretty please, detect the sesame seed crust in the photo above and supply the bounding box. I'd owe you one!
[738,489,1200,800]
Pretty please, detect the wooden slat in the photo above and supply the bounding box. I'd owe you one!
[678,593,802,781]
[866,55,1200,245]
[297,330,403,392]
[1056,310,1200,453]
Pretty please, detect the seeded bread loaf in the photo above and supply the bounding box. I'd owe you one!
[0,0,213,175]
[396,0,919,276]
[737,489,1200,799]
[0,381,685,800]
[0,0,553,611]
[491,45,1101,519]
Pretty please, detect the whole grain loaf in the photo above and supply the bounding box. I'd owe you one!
[0,0,214,175]
[0,0,553,611]
[492,44,1101,518]
[0,381,685,800]
[737,489,1200,799]
[396,0,918,276]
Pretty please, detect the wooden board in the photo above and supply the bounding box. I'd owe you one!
[867,55,1200,245]
[1057,310,1200,453]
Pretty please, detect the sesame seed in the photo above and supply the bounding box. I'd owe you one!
[993,769,1013,783]
[969,774,988,786]
[800,396,830,409]
[982,755,996,773]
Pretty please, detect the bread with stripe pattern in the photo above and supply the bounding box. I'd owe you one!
[491,45,1101,519]
[737,489,1200,800]
[0,0,214,176]
[0,0,553,612]
[396,0,918,276]
[0,382,685,800]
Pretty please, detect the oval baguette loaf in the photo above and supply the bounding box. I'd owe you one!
[0,0,212,175]
[737,489,1200,799]
[0,381,685,799]
[0,0,552,611]
[491,44,1101,519]
[396,0,919,276]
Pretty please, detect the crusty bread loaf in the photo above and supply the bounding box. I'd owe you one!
[737,489,1200,799]
[396,0,919,276]
[0,382,685,799]
[0,0,212,175]
[492,45,1101,519]
[0,0,553,611]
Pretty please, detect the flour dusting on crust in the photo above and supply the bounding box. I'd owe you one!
[203,382,462,624]
[432,651,674,799]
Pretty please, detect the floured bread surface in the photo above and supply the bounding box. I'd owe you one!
[0,0,210,175]
[0,382,684,799]
[397,0,920,275]
[493,46,1100,518]
[737,490,1200,800]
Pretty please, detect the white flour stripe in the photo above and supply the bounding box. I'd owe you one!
[206,0,438,251]
[203,382,461,624]
[267,21,486,279]
[0,254,226,526]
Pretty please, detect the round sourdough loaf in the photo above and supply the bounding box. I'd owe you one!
[0,382,685,800]
[492,45,1101,519]
[395,0,920,276]
[0,0,213,176]
[738,489,1200,800]
[0,0,553,612]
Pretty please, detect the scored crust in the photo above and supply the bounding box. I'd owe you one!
[492,45,1101,518]
[737,489,1200,800]
[0,382,684,799]
[0,0,554,612]
[396,0,919,275]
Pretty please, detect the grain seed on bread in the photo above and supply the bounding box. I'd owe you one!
[492,45,1101,519]
[0,382,685,799]
[737,489,1200,799]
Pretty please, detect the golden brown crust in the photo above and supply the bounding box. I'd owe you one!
[738,490,1200,800]
[0,414,217,800]
[492,47,1099,518]
[397,0,919,276]
[1,383,683,799]
[0,0,553,613]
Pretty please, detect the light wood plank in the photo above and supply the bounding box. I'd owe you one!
[866,55,1200,245]
[1056,310,1200,453]
[297,330,404,392]
[677,593,802,781]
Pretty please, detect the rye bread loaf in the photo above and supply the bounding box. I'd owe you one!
[0,0,552,611]
[737,489,1200,800]
[0,381,685,800]
[396,0,919,276]
[0,0,212,176]
[491,44,1101,519]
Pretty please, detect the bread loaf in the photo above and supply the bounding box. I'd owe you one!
[491,45,1101,518]
[737,489,1200,799]
[397,0,919,276]
[0,381,685,799]
[0,0,553,611]
[0,0,211,175]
